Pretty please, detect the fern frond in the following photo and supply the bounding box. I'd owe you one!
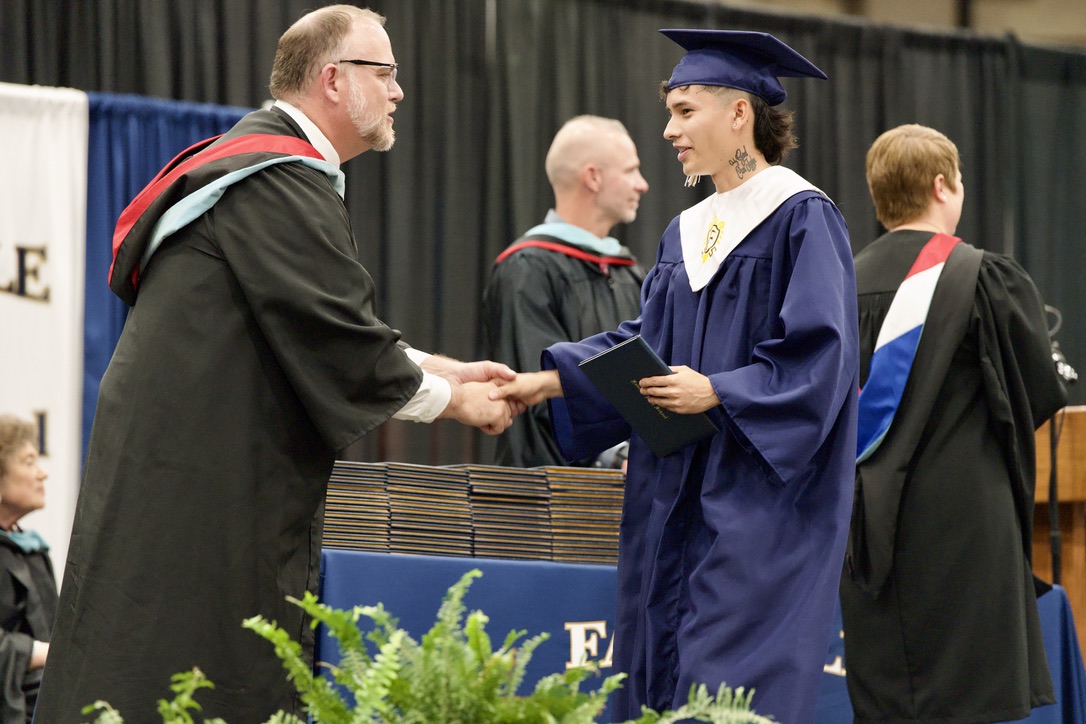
[341,627,405,719]
[154,668,217,723]
[626,682,776,724]
[504,631,549,696]
[260,713,305,724]
[465,608,494,664]
[243,614,352,722]
[420,568,481,651]
[81,701,125,724]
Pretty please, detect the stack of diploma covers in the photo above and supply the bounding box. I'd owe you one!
[386,463,473,557]
[545,466,624,564]
[578,335,719,457]
[455,464,552,560]
[323,460,390,552]
[322,462,626,564]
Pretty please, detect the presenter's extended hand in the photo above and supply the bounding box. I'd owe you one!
[441,381,515,434]
[639,365,720,414]
[422,355,517,386]
[489,370,563,408]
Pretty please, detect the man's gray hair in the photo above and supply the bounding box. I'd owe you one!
[268,5,385,102]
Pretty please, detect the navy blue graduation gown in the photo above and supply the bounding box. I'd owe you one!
[544,190,858,724]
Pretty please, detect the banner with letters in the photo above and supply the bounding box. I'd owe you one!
[0,82,88,580]
[0,83,246,582]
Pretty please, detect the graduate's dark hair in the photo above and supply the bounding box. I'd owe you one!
[749,94,798,165]
[269,5,386,103]
[658,82,798,165]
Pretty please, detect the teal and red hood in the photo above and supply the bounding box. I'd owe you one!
[109,112,342,305]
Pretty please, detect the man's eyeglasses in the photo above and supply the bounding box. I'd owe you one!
[336,59,398,88]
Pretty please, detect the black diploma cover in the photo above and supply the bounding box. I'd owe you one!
[578,335,720,457]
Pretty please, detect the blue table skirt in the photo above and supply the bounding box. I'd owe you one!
[319,550,1086,722]
[318,550,620,719]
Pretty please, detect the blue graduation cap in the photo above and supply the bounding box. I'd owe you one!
[661,29,826,106]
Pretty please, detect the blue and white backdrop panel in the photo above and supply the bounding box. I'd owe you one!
[0,82,246,580]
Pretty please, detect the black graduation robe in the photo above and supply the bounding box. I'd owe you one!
[0,536,57,722]
[35,108,423,722]
[543,191,858,724]
[840,230,1067,723]
[482,234,644,467]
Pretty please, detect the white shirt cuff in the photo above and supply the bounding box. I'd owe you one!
[403,347,431,365]
[394,350,451,423]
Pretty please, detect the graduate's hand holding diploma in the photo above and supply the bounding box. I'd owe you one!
[639,366,720,414]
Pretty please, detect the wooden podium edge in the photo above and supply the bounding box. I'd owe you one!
[1033,406,1086,662]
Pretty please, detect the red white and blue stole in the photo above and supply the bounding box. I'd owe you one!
[856,233,961,462]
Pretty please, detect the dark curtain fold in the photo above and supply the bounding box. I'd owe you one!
[83,94,249,459]
[3,0,1083,465]
[1013,43,1086,355]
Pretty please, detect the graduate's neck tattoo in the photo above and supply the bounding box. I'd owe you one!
[729,145,757,180]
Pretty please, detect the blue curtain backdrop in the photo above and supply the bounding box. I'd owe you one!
[83,93,250,458]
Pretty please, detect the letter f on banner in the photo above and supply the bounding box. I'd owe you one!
[565,620,613,668]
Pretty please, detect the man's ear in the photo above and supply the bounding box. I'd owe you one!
[316,62,344,104]
[933,173,948,203]
[581,165,603,193]
[732,97,751,129]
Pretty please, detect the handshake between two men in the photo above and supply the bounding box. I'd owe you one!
[428,354,722,437]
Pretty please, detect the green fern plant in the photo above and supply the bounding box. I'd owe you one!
[242,568,621,723]
[85,569,775,723]
[82,668,231,724]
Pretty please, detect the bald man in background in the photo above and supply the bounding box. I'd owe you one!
[483,115,649,468]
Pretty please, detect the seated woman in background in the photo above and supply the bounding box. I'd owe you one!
[0,415,56,722]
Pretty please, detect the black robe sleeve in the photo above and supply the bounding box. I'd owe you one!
[205,161,424,451]
[0,631,32,721]
[974,253,1068,562]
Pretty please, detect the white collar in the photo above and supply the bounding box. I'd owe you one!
[679,166,821,292]
[273,100,341,168]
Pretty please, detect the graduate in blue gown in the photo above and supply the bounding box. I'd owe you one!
[495,29,858,723]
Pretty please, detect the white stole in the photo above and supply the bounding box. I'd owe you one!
[679,165,823,291]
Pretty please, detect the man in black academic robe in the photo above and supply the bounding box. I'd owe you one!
[35,7,514,722]
[841,124,1067,722]
[483,115,648,468]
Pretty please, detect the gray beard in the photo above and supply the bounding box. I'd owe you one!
[347,76,395,151]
